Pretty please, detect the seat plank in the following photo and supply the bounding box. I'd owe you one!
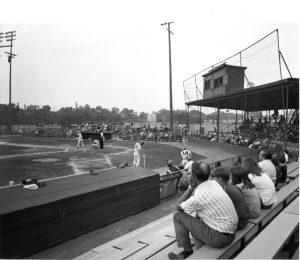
[126,235,176,260]
[75,213,174,260]
[249,177,299,228]
[283,197,299,215]
[235,212,299,259]
[187,223,256,259]
[91,213,173,254]
[287,161,299,174]
[74,250,99,260]
[89,242,148,260]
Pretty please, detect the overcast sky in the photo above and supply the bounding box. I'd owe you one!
[0,0,299,114]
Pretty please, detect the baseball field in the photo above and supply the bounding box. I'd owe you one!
[0,135,207,188]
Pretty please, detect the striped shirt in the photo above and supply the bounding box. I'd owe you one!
[181,180,238,234]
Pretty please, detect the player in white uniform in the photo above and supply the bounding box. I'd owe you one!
[133,141,144,167]
[180,148,192,167]
[76,131,85,151]
[179,155,193,190]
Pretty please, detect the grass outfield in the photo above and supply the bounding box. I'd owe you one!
[0,136,206,187]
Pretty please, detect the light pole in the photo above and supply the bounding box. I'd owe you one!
[161,22,174,131]
[0,31,16,134]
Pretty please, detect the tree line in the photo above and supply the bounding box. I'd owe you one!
[0,103,240,127]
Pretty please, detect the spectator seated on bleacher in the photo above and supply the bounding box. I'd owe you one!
[230,166,261,219]
[168,162,238,260]
[258,149,277,184]
[271,154,287,189]
[211,167,249,230]
[233,157,242,166]
[243,158,277,209]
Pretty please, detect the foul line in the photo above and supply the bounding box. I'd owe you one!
[0,166,117,190]
[0,150,66,160]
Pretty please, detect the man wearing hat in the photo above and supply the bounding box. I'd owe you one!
[99,129,105,149]
[133,141,144,167]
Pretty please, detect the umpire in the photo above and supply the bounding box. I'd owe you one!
[99,129,105,149]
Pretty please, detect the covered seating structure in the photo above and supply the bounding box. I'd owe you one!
[185,77,299,147]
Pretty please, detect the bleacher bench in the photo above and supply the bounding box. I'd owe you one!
[75,171,299,260]
[235,196,299,259]
[185,175,299,259]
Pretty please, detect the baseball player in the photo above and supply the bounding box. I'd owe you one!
[133,141,144,167]
[179,147,192,168]
[76,130,86,151]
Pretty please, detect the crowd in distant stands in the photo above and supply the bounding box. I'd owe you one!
[117,122,188,142]
[202,110,299,151]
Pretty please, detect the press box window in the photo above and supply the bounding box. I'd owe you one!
[214,77,223,88]
[204,80,211,90]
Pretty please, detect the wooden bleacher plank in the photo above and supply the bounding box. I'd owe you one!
[287,161,299,173]
[91,214,173,252]
[249,176,299,229]
[76,214,174,260]
[126,235,176,260]
[283,196,299,215]
[235,212,299,259]
[148,241,181,260]
[74,250,99,260]
[288,170,299,180]
[187,223,256,259]
[89,241,148,260]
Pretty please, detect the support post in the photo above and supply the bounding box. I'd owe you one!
[285,87,289,150]
[187,105,190,133]
[200,106,202,137]
[235,110,238,133]
[217,106,220,142]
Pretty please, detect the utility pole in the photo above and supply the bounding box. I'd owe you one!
[161,22,174,131]
[0,31,16,134]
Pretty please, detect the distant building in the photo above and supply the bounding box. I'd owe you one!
[147,113,157,122]
[202,63,247,99]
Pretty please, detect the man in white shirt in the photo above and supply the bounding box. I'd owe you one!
[258,149,277,184]
[168,162,238,259]
[133,141,144,167]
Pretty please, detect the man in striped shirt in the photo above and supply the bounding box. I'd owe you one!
[168,161,238,259]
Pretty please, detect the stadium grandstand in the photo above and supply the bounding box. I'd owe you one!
[0,29,298,260]
[183,29,299,159]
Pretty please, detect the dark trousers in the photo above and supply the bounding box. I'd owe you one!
[100,139,104,149]
[173,211,235,251]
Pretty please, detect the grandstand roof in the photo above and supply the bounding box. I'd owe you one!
[186,78,299,111]
[201,63,247,77]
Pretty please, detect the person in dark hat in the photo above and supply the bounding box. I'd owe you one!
[99,129,105,149]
